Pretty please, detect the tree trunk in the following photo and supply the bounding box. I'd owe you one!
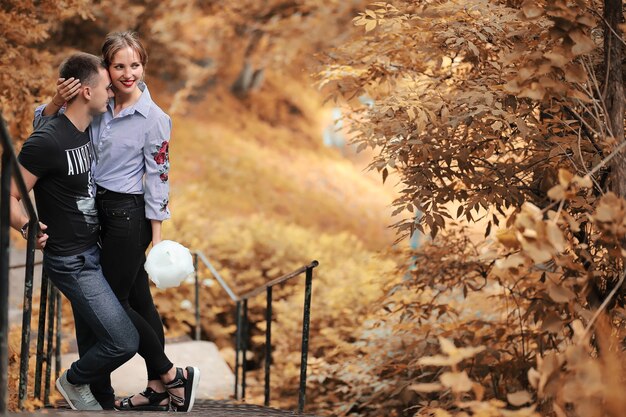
[604,0,625,195]
[603,0,626,299]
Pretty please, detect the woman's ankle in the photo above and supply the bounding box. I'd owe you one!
[161,366,178,384]
[146,379,165,393]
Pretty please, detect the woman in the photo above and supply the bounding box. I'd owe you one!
[36,32,199,412]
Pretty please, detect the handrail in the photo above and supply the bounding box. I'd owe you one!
[0,118,11,416]
[192,250,318,413]
[238,261,319,301]
[0,118,39,229]
[194,251,238,302]
[1,114,59,413]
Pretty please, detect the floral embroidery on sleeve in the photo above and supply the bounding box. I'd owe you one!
[152,141,169,183]
[160,198,169,213]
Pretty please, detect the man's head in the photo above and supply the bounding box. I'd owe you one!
[59,53,113,114]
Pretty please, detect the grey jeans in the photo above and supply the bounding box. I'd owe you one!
[43,244,139,384]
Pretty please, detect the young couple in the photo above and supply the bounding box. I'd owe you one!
[9,32,199,412]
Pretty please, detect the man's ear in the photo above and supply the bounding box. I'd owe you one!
[82,85,92,101]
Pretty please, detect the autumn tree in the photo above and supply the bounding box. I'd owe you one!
[0,0,94,139]
[316,0,626,416]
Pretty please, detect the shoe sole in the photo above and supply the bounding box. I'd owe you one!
[55,378,77,411]
[185,366,200,412]
[114,404,169,412]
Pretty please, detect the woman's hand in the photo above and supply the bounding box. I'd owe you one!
[43,78,82,116]
[53,77,81,106]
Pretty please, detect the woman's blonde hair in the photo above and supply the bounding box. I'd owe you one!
[101,31,148,67]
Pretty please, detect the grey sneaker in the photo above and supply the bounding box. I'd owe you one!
[55,370,103,411]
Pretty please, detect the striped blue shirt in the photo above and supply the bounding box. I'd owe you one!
[34,83,171,221]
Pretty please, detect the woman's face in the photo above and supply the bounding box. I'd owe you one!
[108,46,144,95]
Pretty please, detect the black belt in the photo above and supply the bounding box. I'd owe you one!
[96,186,144,203]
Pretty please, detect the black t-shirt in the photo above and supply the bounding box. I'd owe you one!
[18,114,99,256]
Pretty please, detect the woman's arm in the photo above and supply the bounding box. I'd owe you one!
[151,220,163,246]
[143,111,172,247]
[41,78,81,116]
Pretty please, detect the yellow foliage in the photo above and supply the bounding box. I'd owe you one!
[155,215,397,404]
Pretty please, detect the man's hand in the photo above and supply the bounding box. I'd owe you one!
[35,222,49,250]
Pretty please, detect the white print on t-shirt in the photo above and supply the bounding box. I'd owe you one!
[65,143,95,198]
[66,144,92,176]
[76,197,98,225]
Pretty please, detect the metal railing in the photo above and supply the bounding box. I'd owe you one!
[193,251,318,413]
[1,114,62,413]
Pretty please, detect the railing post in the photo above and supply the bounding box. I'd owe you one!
[0,147,12,415]
[54,289,62,382]
[242,299,248,401]
[297,267,314,413]
[234,301,241,400]
[193,253,200,341]
[264,286,272,407]
[34,270,49,400]
[43,282,56,405]
[18,220,38,409]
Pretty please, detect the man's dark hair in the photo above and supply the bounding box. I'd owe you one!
[59,53,106,101]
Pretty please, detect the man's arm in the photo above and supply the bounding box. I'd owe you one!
[10,164,48,249]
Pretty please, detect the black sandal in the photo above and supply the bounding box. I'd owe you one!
[164,366,200,412]
[115,387,170,412]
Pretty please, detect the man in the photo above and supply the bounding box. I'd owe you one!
[9,53,138,411]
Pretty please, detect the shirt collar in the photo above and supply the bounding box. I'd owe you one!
[107,82,153,118]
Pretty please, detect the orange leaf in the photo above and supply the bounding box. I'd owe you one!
[569,30,595,55]
[564,63,587,83]
[547,282,575,303]
[507,390,533,406]
[522,1,544,19]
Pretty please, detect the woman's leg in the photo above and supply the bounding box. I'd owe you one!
[97,191,199,411]
[128,265,166,381]
[95,194,174,397]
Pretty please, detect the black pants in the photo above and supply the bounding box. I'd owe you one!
[75,188,173,409]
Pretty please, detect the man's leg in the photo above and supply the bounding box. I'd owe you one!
[73,313,115,409]
[44,246,139,384]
